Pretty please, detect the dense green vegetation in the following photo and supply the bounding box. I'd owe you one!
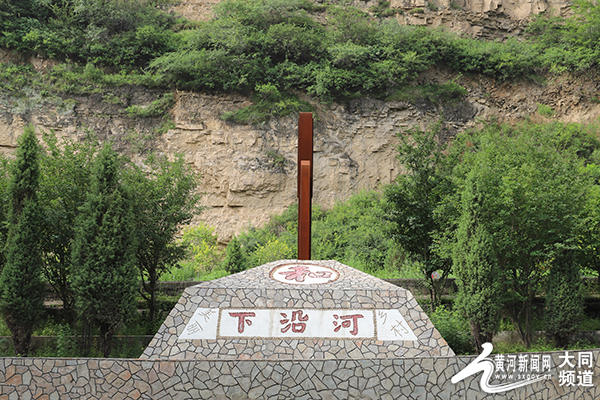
[2,0,600,118]
[0,128,200,356]
[163,191,408,282]
[449,121,595,349]
[0,0,183,68]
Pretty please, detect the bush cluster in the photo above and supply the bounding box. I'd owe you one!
[220,191,409,277]
[0,0,182,68]
[3,0,600,105]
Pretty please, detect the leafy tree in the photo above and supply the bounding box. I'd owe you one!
[449,121,589,348]
[38,131,97,323]
[127,153,201,330]
[383,123,453,311]
[453,172,502,352]
[71,143,137,357]
[0,125,45,356]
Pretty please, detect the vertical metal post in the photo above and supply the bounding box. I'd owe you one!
[298,112,313,260]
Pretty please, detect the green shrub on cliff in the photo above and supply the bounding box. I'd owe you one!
[3,0,600,110]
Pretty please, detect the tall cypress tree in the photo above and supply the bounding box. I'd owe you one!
[453,173,501,352]
[545,246,583,348]
[224,236,247,274]
[0,125,45,356]
[71,143,137,357]
[0,155,11,272]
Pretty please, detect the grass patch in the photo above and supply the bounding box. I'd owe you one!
[369,1,398,18]
[537,103,555,117]
[386,81,468,104]
[221,84,313,125]
[126,93,175,118]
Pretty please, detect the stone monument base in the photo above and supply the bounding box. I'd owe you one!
[142,260,453,360]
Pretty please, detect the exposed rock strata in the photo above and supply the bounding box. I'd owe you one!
[171,0,572,40]
[2,70,600,241]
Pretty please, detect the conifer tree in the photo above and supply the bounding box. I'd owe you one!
[0,125,45,356]
[71,143,137,357]
[224,236,246,274]
[545,247,583,348]
[0,156,11,271]
[453,173,501,352]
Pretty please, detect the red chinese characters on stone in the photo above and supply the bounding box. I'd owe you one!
[228,312,256,334]
[278,266,333,283]
[280,310,309,333]
[333,313,364,336]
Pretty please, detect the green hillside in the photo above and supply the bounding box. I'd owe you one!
[2,0,600,108]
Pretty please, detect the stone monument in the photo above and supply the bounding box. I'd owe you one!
[141,259,453,361]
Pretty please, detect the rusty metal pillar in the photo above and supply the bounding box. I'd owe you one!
[297,112,313,260]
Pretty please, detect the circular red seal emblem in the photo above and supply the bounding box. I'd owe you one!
[269,263,340,285]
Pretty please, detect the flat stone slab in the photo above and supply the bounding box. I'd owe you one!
[142,260,454,360]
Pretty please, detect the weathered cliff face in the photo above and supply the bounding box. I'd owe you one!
[391,0,569,20]
[172,0,572,40]
[0,86,469,242]
[168,92,483,242]
[2,68,600,242]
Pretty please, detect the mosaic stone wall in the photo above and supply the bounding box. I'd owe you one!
[142,260,453,360]
[2,350,600,399]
